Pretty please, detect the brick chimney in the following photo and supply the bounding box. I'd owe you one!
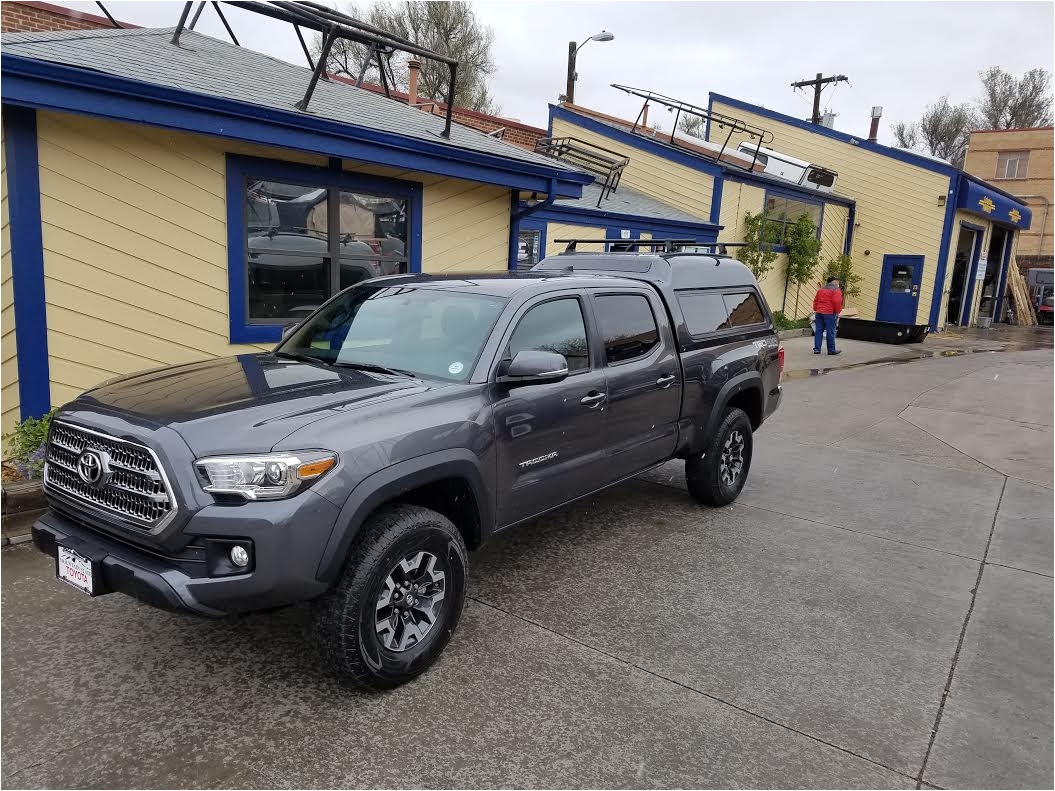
[868,105,883,143]
[407,58,421,107]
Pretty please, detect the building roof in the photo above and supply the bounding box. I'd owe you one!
[555,183,716,225]
[1,27,590,193]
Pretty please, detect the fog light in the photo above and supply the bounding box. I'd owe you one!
[230,545,250,567]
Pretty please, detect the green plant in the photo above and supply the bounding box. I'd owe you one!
[2,410,54,480]
[736,211,778,281]
[823,254,863,301]
[772,311,810,331]
[785,213,822,314]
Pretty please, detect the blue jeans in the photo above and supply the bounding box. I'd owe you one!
[814,313,837,353]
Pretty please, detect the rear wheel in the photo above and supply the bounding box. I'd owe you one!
[685,407,753,506]
[312,504,468,690]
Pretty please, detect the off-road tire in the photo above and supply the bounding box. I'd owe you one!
[685,407,753,506]
[312,504,468,690]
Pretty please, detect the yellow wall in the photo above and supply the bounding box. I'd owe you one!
[551,114,715,220]
[710,100,953,323]
[9,111,513,413]
[1,126,18,439]
[544,222,598,258]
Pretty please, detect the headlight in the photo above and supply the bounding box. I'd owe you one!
[194,451,337,501]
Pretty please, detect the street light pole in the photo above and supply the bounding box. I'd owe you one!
[563,31,614,105]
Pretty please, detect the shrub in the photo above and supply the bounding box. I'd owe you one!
[735,211,778,281]
[3,410,54,480]
[772,311,811,331]
[823,254,863,300]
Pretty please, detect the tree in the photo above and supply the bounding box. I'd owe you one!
[977,67,1054,129]
[315,1,499,113]
[784,213,822,316]
[890,96,975,167]
[677,115,706,139]
[823,254,862,301]
[736,211,778,281]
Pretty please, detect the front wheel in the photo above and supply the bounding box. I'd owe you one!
[685,407,753,506]
[312,504,468,690]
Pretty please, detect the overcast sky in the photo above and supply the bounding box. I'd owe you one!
[58,1,1055,143]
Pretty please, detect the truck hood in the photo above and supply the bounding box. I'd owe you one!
[69,354,431,456]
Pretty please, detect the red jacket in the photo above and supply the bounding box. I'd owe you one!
[813,284,844,315]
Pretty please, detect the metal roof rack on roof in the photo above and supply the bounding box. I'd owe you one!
[171,1,460,137]
[610,84,774,172]
[554,238,702,253]
[533,137,629,206]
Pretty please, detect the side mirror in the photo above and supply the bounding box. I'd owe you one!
[498,350,569,386]
[280,321,300,341]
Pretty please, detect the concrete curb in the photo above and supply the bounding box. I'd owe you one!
[778,327,812,339]
[2,479,45,547]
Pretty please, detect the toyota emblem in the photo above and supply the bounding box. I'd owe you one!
[76,449,109,488]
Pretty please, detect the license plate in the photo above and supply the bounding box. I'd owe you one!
[57,546,94,595]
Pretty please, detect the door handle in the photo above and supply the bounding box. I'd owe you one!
[580,391,607,408]
[656,374,676,388]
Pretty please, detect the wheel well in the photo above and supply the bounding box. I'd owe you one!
[389,477,483,550]
[726,387,762,430]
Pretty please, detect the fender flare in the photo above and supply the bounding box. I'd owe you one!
[315,448,492,584]
[702,371,765,443]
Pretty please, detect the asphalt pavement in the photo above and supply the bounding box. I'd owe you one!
[2,336,1052,789]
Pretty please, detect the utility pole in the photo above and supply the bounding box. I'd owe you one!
[791,73,849,124]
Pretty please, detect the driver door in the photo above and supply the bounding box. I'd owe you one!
[490,294,609,527]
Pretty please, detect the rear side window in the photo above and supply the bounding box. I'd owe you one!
[507,298,590,371]
[723,292,766,326]
[594,294,660,364]
[678,291,730,335]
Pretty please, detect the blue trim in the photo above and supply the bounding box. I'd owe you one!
[705,94,713,142]
[549,105,725,179]
[3,107,51,420]
[955,174,1032,228]
[524,204,720,241]
[3,55,591,198]
[507,190,520,271]
[225,154,423,344]
[709,175,724,224]
[927,180,959,330]
[844,204,856,256]
[708,92,960,177]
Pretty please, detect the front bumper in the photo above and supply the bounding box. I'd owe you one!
[33,492,341,615]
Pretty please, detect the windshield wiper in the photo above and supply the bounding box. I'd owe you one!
[274,350,329,365]
[332,360,417,378]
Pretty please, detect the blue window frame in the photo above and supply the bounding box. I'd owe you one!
[226,154,423,344]
[762,188,824,251]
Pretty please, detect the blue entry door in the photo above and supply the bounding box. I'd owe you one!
[877,255,924,324]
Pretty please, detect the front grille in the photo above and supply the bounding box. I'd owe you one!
[44,422,176,530]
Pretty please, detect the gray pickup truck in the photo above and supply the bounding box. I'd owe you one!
[32,247,783,689]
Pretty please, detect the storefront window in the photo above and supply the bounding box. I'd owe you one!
[517,230,541,271]
[245,181,409,321]
[762,194,822,246]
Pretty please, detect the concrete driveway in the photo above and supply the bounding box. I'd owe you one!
[2,344,1052,789]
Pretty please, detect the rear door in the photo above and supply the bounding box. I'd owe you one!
[877,255,924,324]
[491,294,610,527]
[590,288,682,481]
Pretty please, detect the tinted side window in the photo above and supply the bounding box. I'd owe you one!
[723,292,766,326]
[508,298,589,371]
[678,291,730,335]
[595,294,660,364]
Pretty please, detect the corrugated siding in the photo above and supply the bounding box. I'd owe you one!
[550,116,714,219]
[711,101,952,323]
[1,127,19,439]
[31,111,514,409]
[544,223,597,258]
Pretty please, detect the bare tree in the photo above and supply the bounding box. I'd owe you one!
[889,97,975,167]
[677,115,706,139]
[314,1,499,114]
[977,66,1054,129]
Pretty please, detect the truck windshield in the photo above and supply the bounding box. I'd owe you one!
[277,284,507,382]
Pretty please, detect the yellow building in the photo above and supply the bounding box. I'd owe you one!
[705,94,1034,330]
[0,27,598,436]
[964,126,1054,271]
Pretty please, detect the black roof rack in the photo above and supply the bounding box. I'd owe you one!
[534,137,628,206]
[554,238,700,253]
[610,84,774,172]
[171,1,460,137]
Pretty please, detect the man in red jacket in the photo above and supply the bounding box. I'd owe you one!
[813,276,844,355]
